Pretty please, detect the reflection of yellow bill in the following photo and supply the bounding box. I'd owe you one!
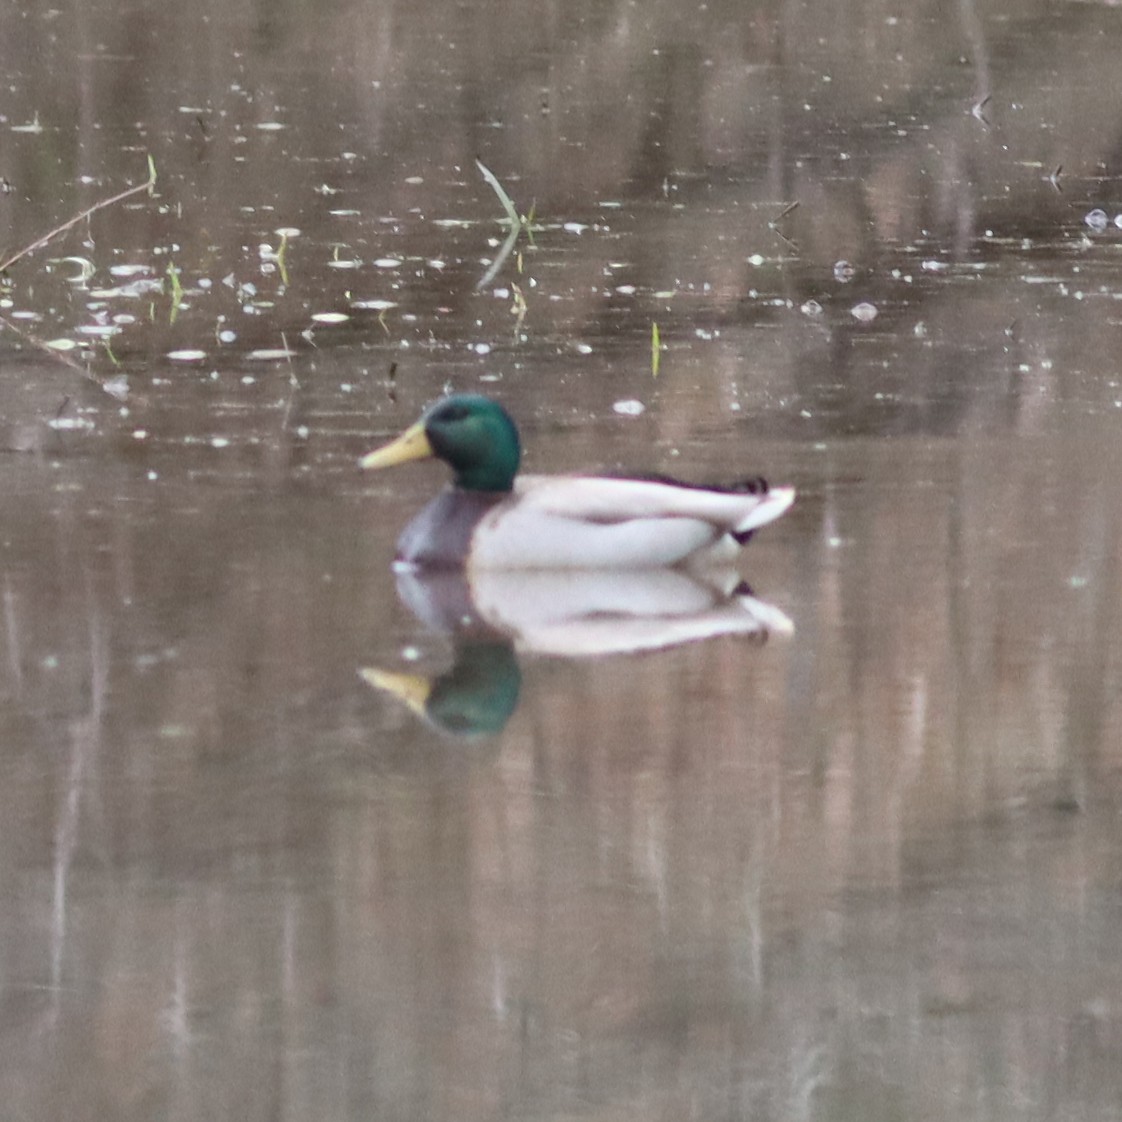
[359,421,433,470]
[359,667,432,717]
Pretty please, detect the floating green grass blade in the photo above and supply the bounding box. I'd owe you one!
[475,158,520,226]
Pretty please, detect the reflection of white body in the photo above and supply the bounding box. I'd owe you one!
[396,567,794,657]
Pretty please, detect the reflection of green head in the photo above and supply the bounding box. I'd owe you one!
[426,642,521,736]
[423,395,522,492]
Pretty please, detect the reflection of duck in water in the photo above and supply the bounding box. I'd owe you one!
[362,643,520,739]
[392,566,792,657]
[360,394,794,570]
[362,568,792,736]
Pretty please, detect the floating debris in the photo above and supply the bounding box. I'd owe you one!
[246,348,296,361]
[311,312,350,324]
[167,349,207,361]
[851,302,878,323]
[57,256,95,283]
[48,416,95,431]
[1085,209,1109,233]
[833,260,856,283]
[11,115,44,134]
[613,399,646,416]
[351,299,397,311]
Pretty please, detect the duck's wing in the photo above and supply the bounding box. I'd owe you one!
[512,474,795,537]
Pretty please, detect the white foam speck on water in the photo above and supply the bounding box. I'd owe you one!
[351,299,397,311]
[1085,208,1109,232]
[374,258,402,269]
[851,302,878,323]
[48,416,95,431]
[613,399,646,416]
[312,312,349,324]
[246,348,295,361]
[167,349,207,361]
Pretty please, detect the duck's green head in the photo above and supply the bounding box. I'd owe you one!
[360,394,521,492]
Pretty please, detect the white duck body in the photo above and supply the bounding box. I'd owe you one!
[394,474,796,570]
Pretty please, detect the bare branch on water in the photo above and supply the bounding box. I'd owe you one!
[0,156,157,274]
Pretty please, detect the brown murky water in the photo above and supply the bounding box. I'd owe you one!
[2,0,1122,1118]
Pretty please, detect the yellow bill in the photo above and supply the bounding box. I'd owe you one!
[359,421,433,470]
[359,667,433,716]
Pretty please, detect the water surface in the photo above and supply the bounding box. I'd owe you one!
[2,0,1122,1118]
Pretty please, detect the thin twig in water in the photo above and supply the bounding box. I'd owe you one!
[474,158,529,291]
[475,158,520,226]
[768,200,799,250]
[970,94,992,128]
[280,331,300,436]
[0,315,129,400]
[0,156,157,274]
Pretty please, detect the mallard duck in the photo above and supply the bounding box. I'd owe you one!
[359,393,795,569]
